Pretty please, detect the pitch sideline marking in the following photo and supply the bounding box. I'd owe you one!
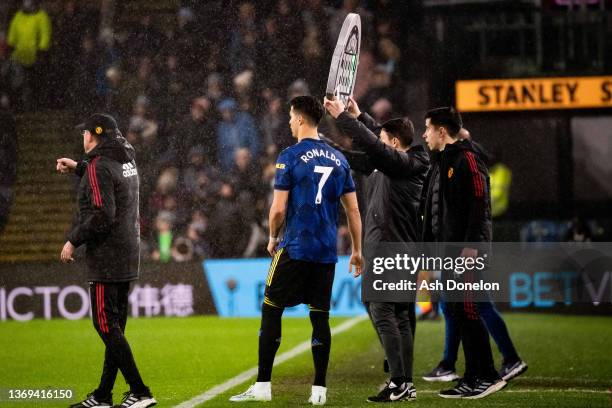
[175,314,369,408]
[417,389,610,394]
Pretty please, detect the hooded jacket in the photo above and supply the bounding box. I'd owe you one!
[68,133,140,282]
[421,139,492,243]
[332,111,430,244]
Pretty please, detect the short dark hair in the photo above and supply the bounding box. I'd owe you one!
[290,96,324,126]
[381,118,414,147]
[425,107,463,136]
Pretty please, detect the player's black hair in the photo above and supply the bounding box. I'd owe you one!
[290,96,324,126]
[425,107,463,136]
[381,118,414,147]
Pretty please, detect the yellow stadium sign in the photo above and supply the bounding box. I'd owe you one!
[456,76,612,112]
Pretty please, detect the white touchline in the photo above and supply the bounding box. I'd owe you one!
[417,389,610,394]
[175,314,369,408]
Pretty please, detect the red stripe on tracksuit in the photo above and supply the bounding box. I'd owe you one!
[464,271,479,320]
[97,283,108,333]
[464,151,483,198]
[95,284,101,331]
[88,157,102,208]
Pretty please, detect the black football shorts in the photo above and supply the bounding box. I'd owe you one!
[264,248,335,312]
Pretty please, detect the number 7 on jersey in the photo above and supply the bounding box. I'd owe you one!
[314,166,333,204]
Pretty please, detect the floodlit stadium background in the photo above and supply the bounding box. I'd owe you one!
[0,1,611,407]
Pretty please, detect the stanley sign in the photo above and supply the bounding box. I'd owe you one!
[456,76,612,112]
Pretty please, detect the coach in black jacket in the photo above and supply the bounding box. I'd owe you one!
[57,114,156,408]
[421,107,505,399]
[324,96,429,402]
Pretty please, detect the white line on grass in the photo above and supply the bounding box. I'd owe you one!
[417,389,610,394]
[514,376,609,385]
[175,314,369,408]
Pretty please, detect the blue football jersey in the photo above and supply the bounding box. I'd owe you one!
[274,138,356,263]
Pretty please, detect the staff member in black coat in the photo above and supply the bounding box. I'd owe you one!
[57,114,157,408]
[324,96,429,403]
[421,107,505,399]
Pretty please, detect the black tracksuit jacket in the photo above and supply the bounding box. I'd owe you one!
[332,111,430,244]
[421,139,492,243]
[68,135,140,282]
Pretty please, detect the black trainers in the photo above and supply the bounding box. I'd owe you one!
[423,361,460,382]
[400,383,417,401]
[367,381,413,402]
[465,378,507,399]
[438,379,473,399]
[69,392,112,407]
[499,359,528,381]
[112,390,156,408]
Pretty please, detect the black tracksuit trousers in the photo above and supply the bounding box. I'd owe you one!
[89,282,147,399]
[367,301,415,382]
[447,299,499,385]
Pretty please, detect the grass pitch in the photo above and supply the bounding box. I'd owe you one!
[0,313,611,407]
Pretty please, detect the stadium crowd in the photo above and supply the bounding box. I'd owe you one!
[0,0,419,260]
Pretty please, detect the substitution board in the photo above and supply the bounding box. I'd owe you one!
[326,13,361,104]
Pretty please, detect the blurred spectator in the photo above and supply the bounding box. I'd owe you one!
[182,145,221,212]
[302,0,332,43]
[187,210,210,259]
[257,17,288,92]
[301,19,328,93]
[377,37,401,77]
[127,14,165,59]
[369,97,393,123]
[205,73,225,105]
[207,182,244,258]
[172,6,201,73]
[71,34,99,116]
[146,167,179,239]
[7,0,51,68]
[0,103,16,234]
[100,65,126,121]
[157,52,189,126]
[287,78,310,100]
[121,56,161,119]
[271,0,304,89]
[352,48,376,100]
[361,64,395,110]
[233,70,255,113]
[229,2,258,75]
[0,41,25,108]
[126,96,159,206]
[230,147,266,201]
[216,98,260,171]
[151,210,175,262]
[261,95,291,153]
[50,1,95,108]
[165,97,217,167]
[128,96,158,143]
[328,0,373,47]
[7,0,52,110]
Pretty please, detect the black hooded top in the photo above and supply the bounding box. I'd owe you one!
[330,111,430,244]
[421,139,492,244]
[68,133,140,282]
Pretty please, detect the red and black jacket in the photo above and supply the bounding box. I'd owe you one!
[68,134,140,282]
[421,139,492,243]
